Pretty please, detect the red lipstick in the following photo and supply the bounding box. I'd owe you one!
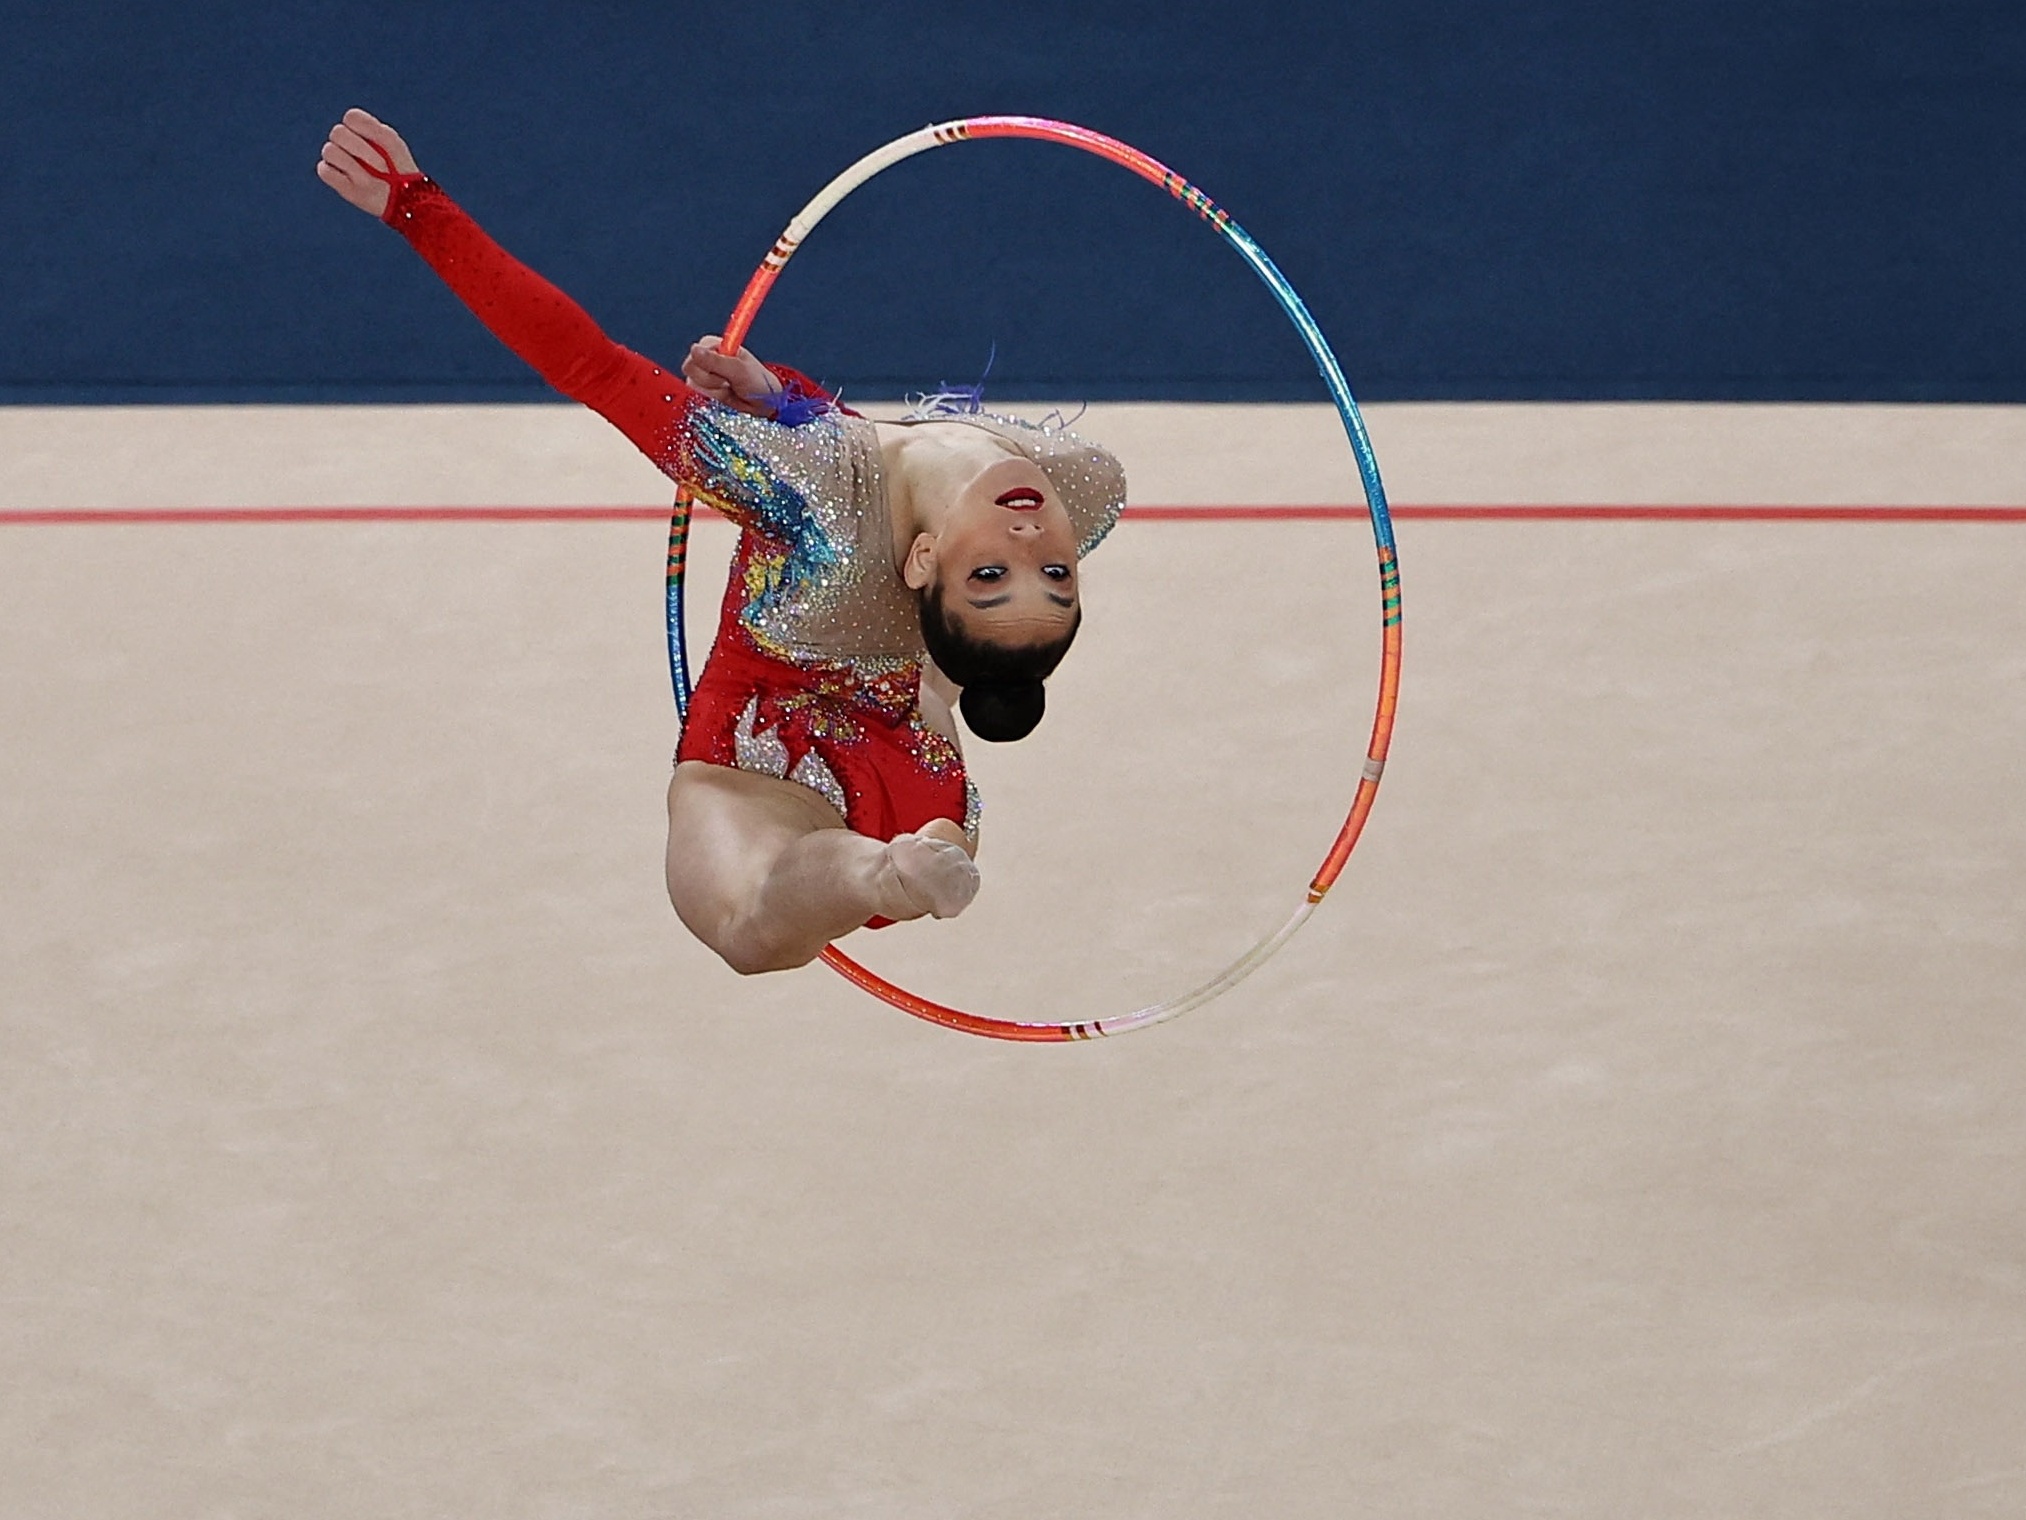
[995,487,1045,511]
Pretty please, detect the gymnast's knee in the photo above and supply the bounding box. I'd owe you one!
[713,916,821,977]
[666,883,817,976]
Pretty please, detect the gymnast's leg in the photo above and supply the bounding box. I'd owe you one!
[665,762,978,975]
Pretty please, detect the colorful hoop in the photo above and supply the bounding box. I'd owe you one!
[668,116,1401,1041]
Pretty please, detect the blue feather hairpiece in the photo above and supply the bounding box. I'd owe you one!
[903,343,996,419]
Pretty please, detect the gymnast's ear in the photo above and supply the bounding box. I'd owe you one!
[902,532,937,591]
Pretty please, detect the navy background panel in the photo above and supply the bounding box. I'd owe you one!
[2,1,2021,403]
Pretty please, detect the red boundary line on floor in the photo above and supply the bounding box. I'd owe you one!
[0,504,2022,525]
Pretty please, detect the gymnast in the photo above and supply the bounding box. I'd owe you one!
[317,110,1125,974]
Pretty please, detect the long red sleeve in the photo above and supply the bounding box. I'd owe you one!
[384,177,692,457]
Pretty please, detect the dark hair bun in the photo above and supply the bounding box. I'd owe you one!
[959,680,1046,743]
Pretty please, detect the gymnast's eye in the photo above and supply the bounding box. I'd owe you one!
[970,565,1007,582]
[1042,564,1071,580]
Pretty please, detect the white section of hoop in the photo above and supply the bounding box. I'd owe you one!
[1088,900,1320,1037]
[779,125,953,256]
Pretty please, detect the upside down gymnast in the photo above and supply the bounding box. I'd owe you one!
[318,110,1125,974]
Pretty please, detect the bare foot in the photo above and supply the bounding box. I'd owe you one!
[879,832,981,920]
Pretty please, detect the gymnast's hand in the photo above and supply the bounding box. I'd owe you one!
[316,108,422,220]
[683,337,784,417]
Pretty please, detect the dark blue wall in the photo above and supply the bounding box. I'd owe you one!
[5,1,2022,402]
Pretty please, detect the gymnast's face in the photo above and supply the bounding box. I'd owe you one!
[903,457,1081,646]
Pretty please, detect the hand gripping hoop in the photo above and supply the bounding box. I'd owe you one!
[667,116,1401,1041]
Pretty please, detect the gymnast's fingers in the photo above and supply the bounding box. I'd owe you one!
[315,157,385,215]
[330,122,385,170]
[680,351,723,383]
[685,342,743,386]
[342,108,420,174]
[320,138,365,173]
[682,364,734,401]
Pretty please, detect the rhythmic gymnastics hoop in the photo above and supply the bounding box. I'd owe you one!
[667,116,1401,1042]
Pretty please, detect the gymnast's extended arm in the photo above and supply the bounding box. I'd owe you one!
[316,109,805,452]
